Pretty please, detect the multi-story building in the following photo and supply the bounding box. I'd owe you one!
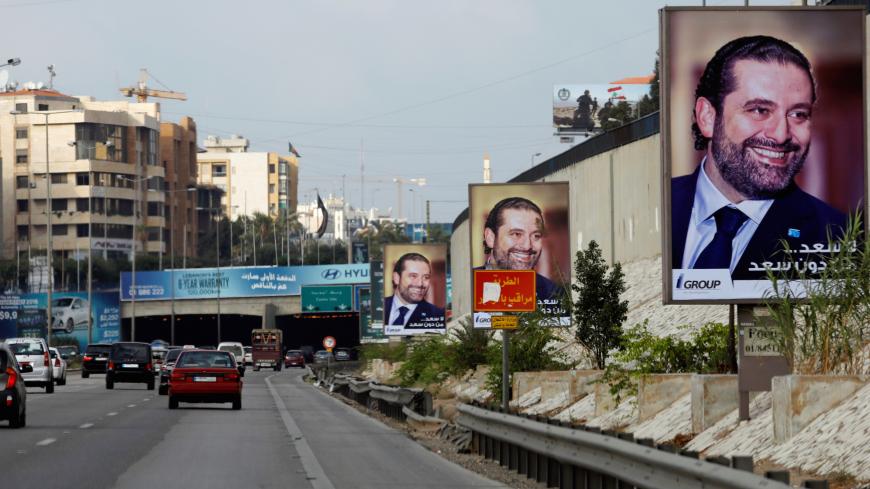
[0,88,199,264]
[160,117,199,260]
[196,135,298,220]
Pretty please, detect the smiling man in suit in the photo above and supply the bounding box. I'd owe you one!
[385,252,445,332]
[672,35,846,280]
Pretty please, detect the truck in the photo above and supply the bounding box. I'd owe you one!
[251,329,283,371]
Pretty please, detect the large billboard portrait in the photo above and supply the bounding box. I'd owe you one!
[661,7,866,303]
[383,244,447,335]
[469,182,571,327]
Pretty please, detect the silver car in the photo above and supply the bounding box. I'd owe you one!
[49,347,67,386]
[5,338,54,393]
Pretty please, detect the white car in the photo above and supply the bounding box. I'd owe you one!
[217,342,246,375]
[5,338,54,393]
[51,297,90,334]
[49,347,67,386]
[243,346,253,366]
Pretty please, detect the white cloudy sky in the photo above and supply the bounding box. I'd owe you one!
[2,0,799,222]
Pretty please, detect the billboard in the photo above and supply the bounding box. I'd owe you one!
[358,286,387,344]
[0,291,121,351]
[469,182,571,327]
[301,285,353,312]
[553,82,651,133]
[120,264,370,301]
[383,244,448,335]
[661,7,867,303]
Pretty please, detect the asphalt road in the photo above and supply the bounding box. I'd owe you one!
[0,368,504,489]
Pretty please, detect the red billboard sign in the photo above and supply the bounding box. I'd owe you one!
[473,270,537,312]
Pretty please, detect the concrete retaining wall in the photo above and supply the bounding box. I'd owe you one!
[512,370,601,402]
[691,374,738,434]
[637,374,692,422]
[772,374,868,443]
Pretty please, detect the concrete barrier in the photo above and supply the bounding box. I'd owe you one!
[637,374,692,422]
[512,370,601,402]
[772,374,868,443]
[691,374,738,434]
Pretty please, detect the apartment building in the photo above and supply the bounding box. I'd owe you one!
[0,88,197,263]
[196,135,298,220]
[160,117,199,260]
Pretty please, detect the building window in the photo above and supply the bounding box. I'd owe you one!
[269,184,275,193]
[117,200,134,216]
[17,200,28,212]
[147,176,164,191]
[52,224,68,236]
[75,123,126,162]
[16,176,29,189]
[77,224,89,237]
[212,165,226,177]
[279,163,287,175]
[15,103,27,113]
[76,198,89,212]
[15,149,28,164]
[51,199,68,212]
[15,127,28,139]
[17,226,29,241]
[146,227,161,241]
[37,104,49,111]
[147,202,162,216]
[76,173,90,185]
[269,164,275,174]
[50,174,68,184]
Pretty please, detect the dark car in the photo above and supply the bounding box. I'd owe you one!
[81,343,112,378]
[334,348,352,361]
[56,345,79,360]
[158,348,183,395]
[106,342,154,390]
[0,343,31,428]
[284,350,305,368]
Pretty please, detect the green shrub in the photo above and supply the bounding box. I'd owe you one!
[614,321,731,374]
[395,335,452,386]
[447,316,492,374]
[358,342,407,364]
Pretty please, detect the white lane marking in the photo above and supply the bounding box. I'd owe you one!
[36,438,56,446]
[107,412,118,416]
[265,375,336,489]
[79,423,94,429]
[127,404,136,408]
[142,398,150,402]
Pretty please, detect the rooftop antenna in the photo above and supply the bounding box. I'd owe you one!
[47,65,56,89]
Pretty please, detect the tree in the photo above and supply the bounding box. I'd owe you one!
[637,52,660,118]
[572,240,628,369]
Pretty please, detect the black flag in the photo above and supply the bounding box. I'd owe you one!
[316,193,328,238]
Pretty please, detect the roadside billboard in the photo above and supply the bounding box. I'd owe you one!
[0,291,121,350]
[383,244,447,335]
[469,182,571,327]
[553,82,651,133]
[661,7,866,303]
[120,264,370,301]
[358,286,387,344]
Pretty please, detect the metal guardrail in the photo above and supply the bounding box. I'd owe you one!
[457,403,832,489]
[314,370,432,422]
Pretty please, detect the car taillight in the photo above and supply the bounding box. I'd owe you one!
[83,355,93,362]
[43,351,50,367]
[225,372,240,382]
[4,367,16,389]
[145,362,152,371]
[170,372,184,381]
[108,361,114,370]
[54,358,61,367]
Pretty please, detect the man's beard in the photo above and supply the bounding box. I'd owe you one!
[711,117,808,199]
[491,245,540,270]
[399,285,426,304]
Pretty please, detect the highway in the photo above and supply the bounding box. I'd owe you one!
[1,369,504,489]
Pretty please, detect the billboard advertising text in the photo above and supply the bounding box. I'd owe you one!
[469,182,571,327]
[661,7,866,303]
[121,264,370,301]
[383,244,448,335]
[0,291,121,351]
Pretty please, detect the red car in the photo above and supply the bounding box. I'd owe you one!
[168,350,242,410]
[284,350,305,368]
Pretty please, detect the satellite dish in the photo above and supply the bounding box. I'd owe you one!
[0,70,8,90]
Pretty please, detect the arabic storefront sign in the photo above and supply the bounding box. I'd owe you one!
[120,264,370,301]
[490,315,518,330]
[473,270,537,312]
[301,285,353,312]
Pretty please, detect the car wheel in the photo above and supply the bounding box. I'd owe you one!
[45,380,54,394]
[147,380,155,391]
[106,378,114,390]
[57,374,66,386]
[82,370,89,379]
[232,396,241,410]
[65,318,74,334]
[9,405,25,428]
[168,396,178,409]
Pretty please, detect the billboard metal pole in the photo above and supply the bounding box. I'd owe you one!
[502,331,510,411]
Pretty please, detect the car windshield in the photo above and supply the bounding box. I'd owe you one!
[52,298,74,307]
[176,351,234,368]
[9,342,43,355]
[112,344,149,362]
[165,349,182,363]
[287,350,302,356]
[86,345,112,355]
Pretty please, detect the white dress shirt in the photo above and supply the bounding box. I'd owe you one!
[388,295,418,326]
[681,158,774,272]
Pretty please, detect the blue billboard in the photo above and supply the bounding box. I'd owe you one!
[0,291,121,351]
[120,264,370,301]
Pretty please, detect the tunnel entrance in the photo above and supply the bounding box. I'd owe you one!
[278,312,360,351]
[122,314,263,346]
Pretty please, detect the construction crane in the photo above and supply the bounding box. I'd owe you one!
[119,68,187,103]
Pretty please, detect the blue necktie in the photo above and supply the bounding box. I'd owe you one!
[693,206,748,270]
[392,306,408,325]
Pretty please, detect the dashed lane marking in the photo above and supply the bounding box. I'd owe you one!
[79,423,94,429]
[128,404,136,408]
[36,438,56,446]
[107,412,118,416]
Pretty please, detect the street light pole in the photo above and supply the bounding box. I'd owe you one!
[216,210,221,344]
[530,152,542,168]
[44,113,53,348]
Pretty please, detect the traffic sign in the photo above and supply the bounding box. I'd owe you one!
[302,285,354,312]
[490,315,518,330]
[473,270,537,312]
[323,336,337,350]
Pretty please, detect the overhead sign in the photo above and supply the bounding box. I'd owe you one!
[302,285,353,312]
[473,270,536,312]
[120,264,370,301]
[490,315,518,330]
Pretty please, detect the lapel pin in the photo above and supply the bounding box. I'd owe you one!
[787,228,801,238]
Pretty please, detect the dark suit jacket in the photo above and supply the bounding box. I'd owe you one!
[384,296,445,329]
[672,168,846,280]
